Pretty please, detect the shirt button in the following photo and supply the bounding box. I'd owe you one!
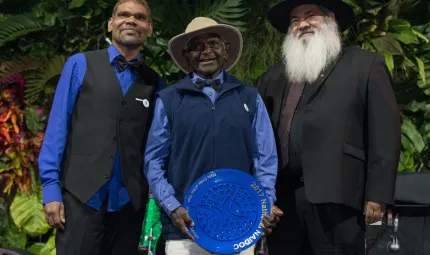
[295,110,298,114]
[109,156,114,160]
[121,101,126,106]
[104,174,109,179]
[208,92,212,96]
[119,120,123,124]
[113,137,118,142]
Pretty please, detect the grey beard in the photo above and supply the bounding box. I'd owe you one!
[282,17,342,84]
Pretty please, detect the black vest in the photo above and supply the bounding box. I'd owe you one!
[60,49,159,210]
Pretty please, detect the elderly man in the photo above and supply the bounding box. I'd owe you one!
[144,17,279,255]
[38,1,165,254]
[257,0,401,254]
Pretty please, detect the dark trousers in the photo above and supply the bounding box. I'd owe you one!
[267,181,365,255]
[56,190,144,255]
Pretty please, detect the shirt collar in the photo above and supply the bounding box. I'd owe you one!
[108,44,141,64]
[191,71,224,84]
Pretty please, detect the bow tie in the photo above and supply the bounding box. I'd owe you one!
[115,55,140,73]
[195,78,222,92]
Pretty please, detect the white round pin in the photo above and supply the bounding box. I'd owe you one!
[143,99,149,108]
[244,103,249,112]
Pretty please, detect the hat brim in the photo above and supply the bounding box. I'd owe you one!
[168,24,243,74]
[268,0,355,33]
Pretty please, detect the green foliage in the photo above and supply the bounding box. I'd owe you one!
[10,184,51,237]
[0,14,47,48]
[0,198,28,249]
[39,231,56,255]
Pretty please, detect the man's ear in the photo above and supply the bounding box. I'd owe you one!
[148,22,153,37]
[108,17,113,33]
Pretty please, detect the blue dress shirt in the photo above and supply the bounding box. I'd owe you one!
[144,71,278,216]
[38,44,165,211]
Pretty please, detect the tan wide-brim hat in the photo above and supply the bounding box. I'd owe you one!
[168,17,243,74]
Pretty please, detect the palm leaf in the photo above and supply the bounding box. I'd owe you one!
[195,0,248,31]
[0,14,47,48]
[25,55,66,103]
[150,0,193,35]
[0,56,41,82]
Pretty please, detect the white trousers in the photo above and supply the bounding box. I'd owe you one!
[165,240,255,255]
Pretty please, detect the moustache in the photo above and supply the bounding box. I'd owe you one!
[298,27,315,37]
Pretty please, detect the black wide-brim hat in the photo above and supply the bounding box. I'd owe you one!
[268,0,355,33]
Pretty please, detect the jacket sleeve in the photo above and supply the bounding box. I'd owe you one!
[364,54,401,205]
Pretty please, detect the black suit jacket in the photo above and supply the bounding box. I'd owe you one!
[257,46,401,210]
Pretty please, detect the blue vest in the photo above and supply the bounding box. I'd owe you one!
[157,74,258,240]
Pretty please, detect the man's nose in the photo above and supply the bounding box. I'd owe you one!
[298,20,311,30]
[202,43,213,53]
[125,16,138,24]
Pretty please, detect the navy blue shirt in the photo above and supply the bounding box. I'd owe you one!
[38,45,165,211]
[144,72,278,216]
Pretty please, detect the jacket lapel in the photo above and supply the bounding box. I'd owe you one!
[306,48,347,104]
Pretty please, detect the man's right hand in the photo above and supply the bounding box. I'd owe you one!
[171,207,195,241]
[43,201,65,230]
[271,205,284,223]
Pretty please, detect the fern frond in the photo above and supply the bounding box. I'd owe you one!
[0,14,47,48]
[196,0,248,31]
[0,56,41,81]
[24,55,66,103]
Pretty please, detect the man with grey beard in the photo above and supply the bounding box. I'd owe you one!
[257,0,401,254]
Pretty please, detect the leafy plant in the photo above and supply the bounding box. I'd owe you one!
[10,171,51,237]
[0,14,47,48]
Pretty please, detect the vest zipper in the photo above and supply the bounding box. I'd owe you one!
[211,86,239,170]
[198,85,239,170]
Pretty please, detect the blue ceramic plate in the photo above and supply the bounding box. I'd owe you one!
[183,169,271,254]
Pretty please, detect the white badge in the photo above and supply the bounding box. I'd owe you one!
[244,103,249,112]
[135,98,150,108]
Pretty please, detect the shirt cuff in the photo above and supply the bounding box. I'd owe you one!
[269,195,276,206]
[160,195,181,217]
[42,183,63,204]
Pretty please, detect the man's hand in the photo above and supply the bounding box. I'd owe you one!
[260,214,277,236]
[364,201,386,225]
[43,201,65,230]
[260,205,284,236]
[271,205,284,223]
[171,207,195,241]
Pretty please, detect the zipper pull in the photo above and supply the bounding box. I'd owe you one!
[212,106,215,111]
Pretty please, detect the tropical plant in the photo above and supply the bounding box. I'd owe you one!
[0,72,53,253]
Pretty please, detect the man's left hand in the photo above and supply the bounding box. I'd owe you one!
[260,214,277,236]
[364,201,386,225]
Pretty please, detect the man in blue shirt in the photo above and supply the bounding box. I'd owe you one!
[38,1,165,254]
[144,17,279,255]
